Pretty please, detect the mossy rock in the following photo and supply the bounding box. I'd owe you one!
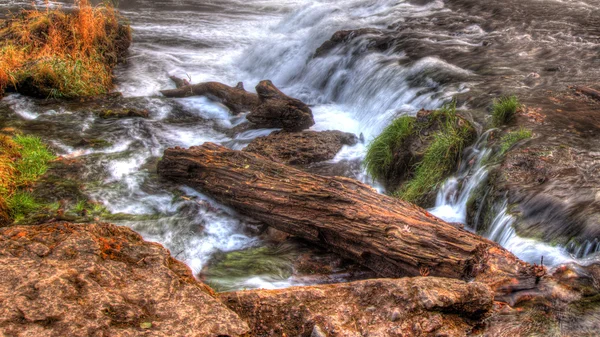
[365,103,477,206]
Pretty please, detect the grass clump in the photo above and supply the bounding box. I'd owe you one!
[0,0,131,98]
[499,128,532,155]
[396,102,475,203]
[0,134,55,224]
[492,95,520,127]
[364,117,414,180]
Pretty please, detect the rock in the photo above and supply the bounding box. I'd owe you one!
[247,80,315,131]
[0,222,249,337]
[243,130,358,165]
[219,277,494,336]
[97,108,149,119]
[490,90,600,249]
[314,28,386,57]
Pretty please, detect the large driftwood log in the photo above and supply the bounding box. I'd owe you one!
[157,143,542,293]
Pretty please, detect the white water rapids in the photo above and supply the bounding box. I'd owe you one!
[2,0,599,290]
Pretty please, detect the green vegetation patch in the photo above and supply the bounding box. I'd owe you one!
[396,103,475,203]
[492,95,520,127]
[0,134,56,224]
[499,128,532,155]
[364,116,414,180]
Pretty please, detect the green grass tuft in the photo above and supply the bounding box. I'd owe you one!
[492,95,520,127]
[364,117,414,180]
[7,191,41,221]
[499,128,532,155]
[396,101,473,203]
[13,135,56,186]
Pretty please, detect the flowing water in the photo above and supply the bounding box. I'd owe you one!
[2,0,600,289]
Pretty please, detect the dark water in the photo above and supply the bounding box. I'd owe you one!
[2,0,600,289]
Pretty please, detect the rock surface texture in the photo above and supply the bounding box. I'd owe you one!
[0,222,249,337]
[244,130,357,165]
[219,277,493,337]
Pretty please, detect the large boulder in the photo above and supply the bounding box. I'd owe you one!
[219,277,494,336]
[243,130,358,165]
[247,80,315,131]
[0,222,249,337]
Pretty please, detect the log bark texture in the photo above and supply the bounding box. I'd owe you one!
[157,143,541,292]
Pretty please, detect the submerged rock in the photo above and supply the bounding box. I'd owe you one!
[97,107,149,119]
[219,277,494,336]
[244,130,358,165]
[0,222,249,337]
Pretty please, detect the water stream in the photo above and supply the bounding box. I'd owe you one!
[2,0,600,289]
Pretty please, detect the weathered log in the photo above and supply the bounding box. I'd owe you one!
[157,143,542,293]
[160,78,260,114]
[247,80,315,131]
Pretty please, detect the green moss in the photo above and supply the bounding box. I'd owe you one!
[396,102,474,203]
[364,116,414,180]
[492,95,520,127]
[499,128,532,155]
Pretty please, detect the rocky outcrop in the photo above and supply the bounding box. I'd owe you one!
[247,80,315,131]
[219,277,493,336]
[490,88,600,250]
[0,222,249,337]
[243,130,357,165]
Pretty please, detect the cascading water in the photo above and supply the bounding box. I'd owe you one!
[430,131,597,266]
[2,0,600,291]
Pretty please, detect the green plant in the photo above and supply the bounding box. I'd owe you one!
[13,135,56,186]
[396,101,473,203]
[7,191,41,221]
[364,116,414,180]
[499,128,532,155]
[492,95,520,127]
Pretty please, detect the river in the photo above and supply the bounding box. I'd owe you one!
[1,0,600,290]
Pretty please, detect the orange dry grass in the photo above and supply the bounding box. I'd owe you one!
[0,0,130,98]
[0,136,20,224]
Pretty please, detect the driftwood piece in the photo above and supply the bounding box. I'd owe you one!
[157,143,542,293]
[160,78,260,114]
[247,80,315,131]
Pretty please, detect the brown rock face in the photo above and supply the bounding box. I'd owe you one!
[243,130,358,165]
[247,80,315,131]
[219,277,494,336]
[0,222,249,337]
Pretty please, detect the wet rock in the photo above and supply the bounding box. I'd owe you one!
[247,80,315,131]
[0,222,249,337]
[97,107,149,119]
[219,277,494,336]
[243,130,358,165]
[382,109,476,205]
[491,90,600,248]
[314,28,385,57]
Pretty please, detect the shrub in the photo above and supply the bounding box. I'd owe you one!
[492,95,520,127]
[0,0,131,98]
